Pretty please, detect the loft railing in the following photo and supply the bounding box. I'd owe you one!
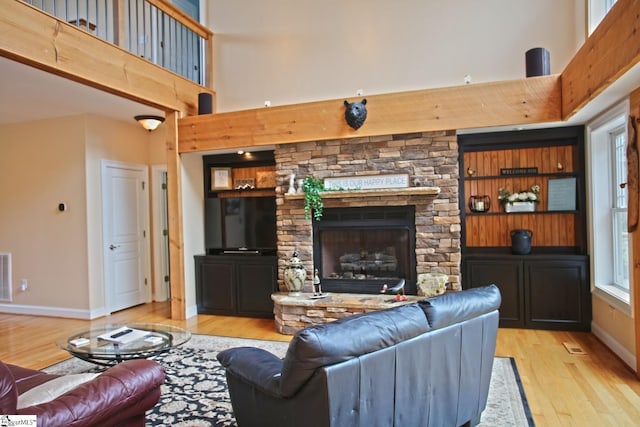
[21,0,213,87]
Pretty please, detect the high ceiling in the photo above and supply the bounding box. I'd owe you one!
[0,56,163,127]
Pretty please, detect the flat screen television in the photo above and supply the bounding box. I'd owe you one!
[205,196,277,255]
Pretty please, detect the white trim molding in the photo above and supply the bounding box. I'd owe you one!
[151,164,170,302]
[0,303,100,320]
[591,321,637,372]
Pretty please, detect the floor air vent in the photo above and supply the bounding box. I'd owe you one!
[0,253,11,302]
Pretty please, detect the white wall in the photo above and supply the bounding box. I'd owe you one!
[208,0,583,112]
[0,115,152,318]
[0,117,89,315]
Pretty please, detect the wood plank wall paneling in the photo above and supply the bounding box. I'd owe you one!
[465,214,576,247]
[464,145,578,247]
[465,146,574,176]
[231,165,275,182]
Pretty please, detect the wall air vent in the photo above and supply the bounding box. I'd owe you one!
[0,253,11,302]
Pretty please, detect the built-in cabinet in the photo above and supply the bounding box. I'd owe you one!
[196,151,279,318]
[459,126,591,331]
[195,255,277,318]
[464,255,589,330]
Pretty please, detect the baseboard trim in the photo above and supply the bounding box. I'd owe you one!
[591,321,637,372]
[2,303,207,321]
[186,304,198,319]
[0,303,94,319]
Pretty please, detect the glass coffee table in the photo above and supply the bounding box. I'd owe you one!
[57,323,191,366]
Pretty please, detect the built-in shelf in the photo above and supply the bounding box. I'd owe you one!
[283,187,440,200]
[465,172,578,180]
[217,188,275,198]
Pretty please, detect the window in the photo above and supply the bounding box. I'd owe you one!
[170,0,200,21]
[611,127,629,291]
[587,101,631,311]
[588,0,618,35]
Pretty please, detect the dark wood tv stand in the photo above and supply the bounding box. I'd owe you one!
[195,254,277,318]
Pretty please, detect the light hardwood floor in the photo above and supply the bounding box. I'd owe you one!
[1,302,639,426]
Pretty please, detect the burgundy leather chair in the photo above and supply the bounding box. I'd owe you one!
[0,359,165,426]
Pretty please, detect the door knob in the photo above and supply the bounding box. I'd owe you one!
[109,244,120,250]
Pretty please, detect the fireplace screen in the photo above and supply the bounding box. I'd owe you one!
[319,229,409,281]
[312,206,417,294]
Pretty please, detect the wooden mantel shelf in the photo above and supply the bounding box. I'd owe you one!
[283,186,440,200]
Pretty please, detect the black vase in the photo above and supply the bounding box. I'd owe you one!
[510,229,533,255]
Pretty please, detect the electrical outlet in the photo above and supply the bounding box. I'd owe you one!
[20,279,27,292]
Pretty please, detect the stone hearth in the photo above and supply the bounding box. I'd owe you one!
[274,131,461,296]
[272,292,424,335]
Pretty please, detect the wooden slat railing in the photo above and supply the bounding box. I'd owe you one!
[21,0,213,87]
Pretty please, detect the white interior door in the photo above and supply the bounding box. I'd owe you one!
[102,161,150,313]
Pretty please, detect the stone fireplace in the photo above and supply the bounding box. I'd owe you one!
[274,130,461,295]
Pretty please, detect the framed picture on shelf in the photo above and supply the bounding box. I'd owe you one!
[547,177,577,211]
[211,167,232,190]
[256,170,276,188]
[234,178,255,189]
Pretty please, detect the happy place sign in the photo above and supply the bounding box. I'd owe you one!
[323,174,409,190]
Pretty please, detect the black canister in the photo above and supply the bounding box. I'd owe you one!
[510,229,533,255]
[525,47,550,77]
[198,93,213,115]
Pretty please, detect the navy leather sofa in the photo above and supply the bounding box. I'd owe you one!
[218,284,501,427]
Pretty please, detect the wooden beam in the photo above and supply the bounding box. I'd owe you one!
[166,111,186,320]
[630,86,640,378]
[178,75,561,153]
[562,0,640,119]
[0,0,213,116]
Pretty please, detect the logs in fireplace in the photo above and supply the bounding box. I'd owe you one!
[312,206,417,294]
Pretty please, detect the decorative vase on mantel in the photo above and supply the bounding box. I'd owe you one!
[283,251,307,296]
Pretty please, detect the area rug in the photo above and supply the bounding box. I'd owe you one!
[44,335,534,427]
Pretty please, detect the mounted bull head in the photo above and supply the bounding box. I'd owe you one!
[344,98,367,130]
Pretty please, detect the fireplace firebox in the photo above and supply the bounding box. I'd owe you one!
[312,206,417,294]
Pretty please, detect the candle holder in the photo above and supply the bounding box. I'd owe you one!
[469,195,490,213]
